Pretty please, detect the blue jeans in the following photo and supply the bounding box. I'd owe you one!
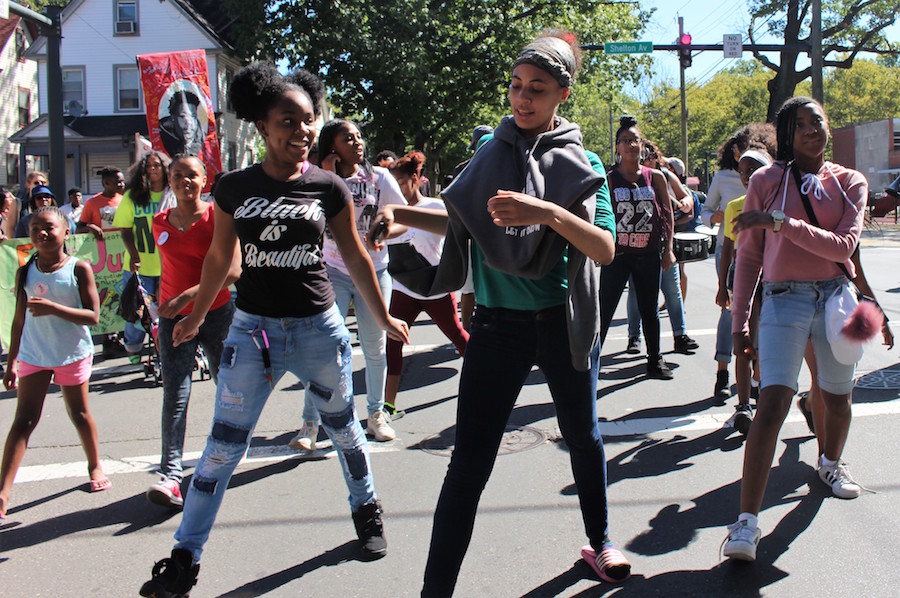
[307,265,392,420]
[600,252,662,361]
[174,305,377,561]
[156,301,234,483]
[714,244,733,363]
[422,305,609,596]
[758,277,855,394]
[122,271,159,353]
[627,265,686,338]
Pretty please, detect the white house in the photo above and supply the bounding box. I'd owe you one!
[0,15,39,189]
[12,0,257,194]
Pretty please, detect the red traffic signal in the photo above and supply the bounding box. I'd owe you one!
[678,33,692,68]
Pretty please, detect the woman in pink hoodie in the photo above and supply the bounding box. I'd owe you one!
[722,96,867,562]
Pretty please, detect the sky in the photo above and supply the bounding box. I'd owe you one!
[638,0,900,87]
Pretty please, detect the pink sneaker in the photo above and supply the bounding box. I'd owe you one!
[146,478,184,509]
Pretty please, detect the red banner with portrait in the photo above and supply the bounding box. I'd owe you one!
[137,49,222,191]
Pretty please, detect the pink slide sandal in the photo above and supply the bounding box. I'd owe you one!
[581,543,631,583]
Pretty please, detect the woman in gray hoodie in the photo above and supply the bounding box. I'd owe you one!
[397,30,629,596]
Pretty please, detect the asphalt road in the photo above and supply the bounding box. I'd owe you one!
[1,240,898,597]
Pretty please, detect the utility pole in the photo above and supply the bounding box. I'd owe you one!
[9,2,64,196]
[678,17,689,174]
[811,0,823,103]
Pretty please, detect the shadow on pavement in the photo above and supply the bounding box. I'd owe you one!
[216,540,371,597]
[0,459,309,552]
[525,559,787,597]
[624,436,825,558]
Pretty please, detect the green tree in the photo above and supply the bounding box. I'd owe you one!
[824,59,900,128]
[747,0,899,120]
[628,62,772,181]
[222,0,651,181]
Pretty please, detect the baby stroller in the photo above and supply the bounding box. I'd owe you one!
[117,275,211,386]
[117,274,163,386]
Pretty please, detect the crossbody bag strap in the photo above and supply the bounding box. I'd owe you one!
[789,163,855,279]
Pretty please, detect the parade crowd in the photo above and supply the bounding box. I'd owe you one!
[0,28,893,598]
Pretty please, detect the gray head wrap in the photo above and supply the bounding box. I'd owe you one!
[512,37,576,88]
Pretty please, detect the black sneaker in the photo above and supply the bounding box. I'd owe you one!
[626,336,641,354]
[714,370,731,401]
[646,356,674,379]
[353,500,387,559]
[673,335,699,354]
[139,548,198,598]
[734,403,753,436]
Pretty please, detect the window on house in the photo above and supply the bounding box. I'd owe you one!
[227,143,237,170]
[115,0,138,35]
[116,66,141,111]
[62,68,86,115]
[15,28,25,61]
[18,88,30,127]
[7,155,19,185]
[894,119,900,151]
[224,66,234,112]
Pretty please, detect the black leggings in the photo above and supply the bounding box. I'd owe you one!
[600,251,662,360]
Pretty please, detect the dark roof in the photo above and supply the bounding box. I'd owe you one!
[0,16,21,51]
[176,0,239,52]
[66,114,148,137]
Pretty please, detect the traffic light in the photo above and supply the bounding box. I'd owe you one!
[678,33,692,68]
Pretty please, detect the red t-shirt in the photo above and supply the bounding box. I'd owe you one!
[152,202,232,315]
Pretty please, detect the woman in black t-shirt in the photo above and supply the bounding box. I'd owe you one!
[140,62,409,598]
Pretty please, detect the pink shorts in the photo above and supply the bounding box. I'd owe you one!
[17,355,93,386]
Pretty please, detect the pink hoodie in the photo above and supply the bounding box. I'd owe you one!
[732,161,867,334]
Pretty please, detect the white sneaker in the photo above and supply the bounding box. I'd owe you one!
[722,519,761,561]
[288,421,319,451]
[366,410,396,442]
[818,458,861,499]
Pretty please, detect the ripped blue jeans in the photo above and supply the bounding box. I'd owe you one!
[174,304,376,561]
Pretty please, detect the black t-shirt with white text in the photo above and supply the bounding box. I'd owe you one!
[215,163,351,317]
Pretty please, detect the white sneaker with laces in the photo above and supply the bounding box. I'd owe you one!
[366,410,396,442]
[288,421,319,451]
[722,519,761,561]
[818,458,861,499]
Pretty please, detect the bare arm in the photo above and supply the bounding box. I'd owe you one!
[329,204,409,344]
[366,204,449,251]
[651,171,676,270]
[119,228,140,271]
[3,278,27,390]
[24,261,100,326]
[77,221,104,240]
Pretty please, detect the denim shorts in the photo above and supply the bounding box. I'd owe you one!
[757,277,855,395]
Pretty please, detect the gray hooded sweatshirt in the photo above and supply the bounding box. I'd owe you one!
[427,115,605,371]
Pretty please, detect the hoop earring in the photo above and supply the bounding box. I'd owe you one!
[615,152,622,165]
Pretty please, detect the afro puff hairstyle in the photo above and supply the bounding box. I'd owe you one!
[230,61,325,123]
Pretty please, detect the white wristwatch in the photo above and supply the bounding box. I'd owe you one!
[772,210,785,233]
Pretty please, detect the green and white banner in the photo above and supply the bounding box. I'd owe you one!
[0,232,130,348]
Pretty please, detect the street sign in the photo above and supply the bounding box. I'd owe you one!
[604,41,652,55]
[0,0,8,20]
[723,34,743,58]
